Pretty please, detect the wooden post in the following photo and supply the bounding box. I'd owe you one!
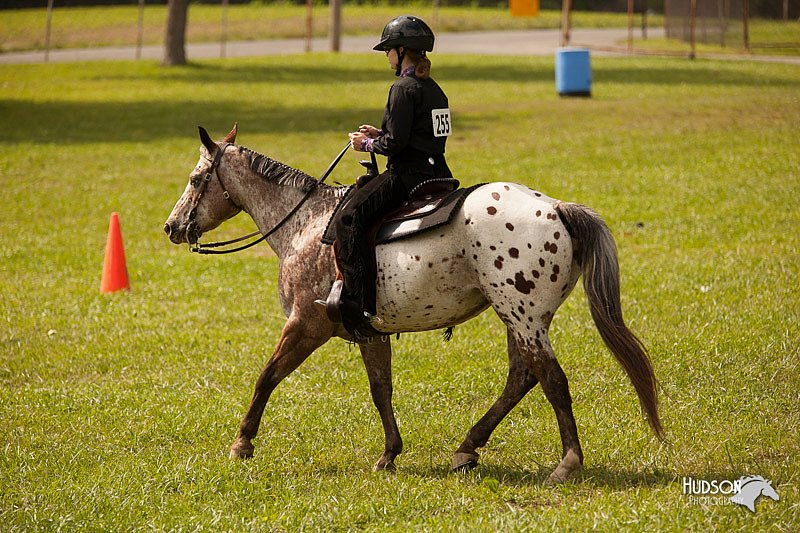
[689,0,697,59]
[642,0,648,40]
[560,0,572,47]
[329,0,341,53]
[742,0,750,52]
[220,0,229,59]
[136,0,145,60]
[305,0,313,53]
[627,0,634,52]
[44,0,54,63]
[784,0,789,21]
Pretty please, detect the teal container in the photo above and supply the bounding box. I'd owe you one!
[555,47,592,97]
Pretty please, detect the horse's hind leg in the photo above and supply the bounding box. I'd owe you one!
[230,314,331,459]
[359,341,403,471]
[516,333,583,484]
[453,328,539,470]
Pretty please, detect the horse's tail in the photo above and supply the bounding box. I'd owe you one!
[554,201,664,440]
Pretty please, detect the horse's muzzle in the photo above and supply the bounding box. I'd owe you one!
[164,219,193,245]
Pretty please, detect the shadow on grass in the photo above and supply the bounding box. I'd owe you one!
[96,60,800,89]
[0,98,485,146]
[0,99,377,144]
[399,462,675,489]
[4,59,797,145]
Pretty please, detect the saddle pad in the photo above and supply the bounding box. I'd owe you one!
[321,184,483,246]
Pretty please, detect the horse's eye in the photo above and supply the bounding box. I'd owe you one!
[190,176,201,188]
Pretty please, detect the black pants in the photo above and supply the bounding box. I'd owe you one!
[333,170,412,315]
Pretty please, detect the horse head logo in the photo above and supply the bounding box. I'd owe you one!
[729,476,779,512]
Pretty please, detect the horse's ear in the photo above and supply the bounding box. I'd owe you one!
[198,126,217,155]
[223,122,238,144]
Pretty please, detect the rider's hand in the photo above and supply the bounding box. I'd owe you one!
[358,125,381,139]
[349,131,367,152]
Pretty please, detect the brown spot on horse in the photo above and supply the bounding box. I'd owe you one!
[513,271,536,294]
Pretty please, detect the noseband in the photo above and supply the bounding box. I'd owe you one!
[188,141,350,255]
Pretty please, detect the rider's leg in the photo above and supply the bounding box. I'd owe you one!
[333,171,406,332]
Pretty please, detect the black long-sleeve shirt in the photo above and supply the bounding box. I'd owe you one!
[371,72,452,184]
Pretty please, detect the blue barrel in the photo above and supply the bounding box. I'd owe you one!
[555,47,592,97]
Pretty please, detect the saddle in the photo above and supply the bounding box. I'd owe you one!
[321,177,480,246]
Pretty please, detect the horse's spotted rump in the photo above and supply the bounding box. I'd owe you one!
[509,247,519,258]
[506,223,515,231]
[487,206,497,215]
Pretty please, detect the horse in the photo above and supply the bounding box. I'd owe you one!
[164,124,663,483]
[730,476,780,512]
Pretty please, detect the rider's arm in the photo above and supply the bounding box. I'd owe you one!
[370,83,415,156]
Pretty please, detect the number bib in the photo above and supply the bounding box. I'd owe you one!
[432,108,452,138]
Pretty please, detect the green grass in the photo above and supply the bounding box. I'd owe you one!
[1,53,799,530]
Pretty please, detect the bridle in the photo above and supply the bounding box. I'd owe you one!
[187,141,351,255]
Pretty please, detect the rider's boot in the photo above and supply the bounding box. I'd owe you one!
[315,281,385,340]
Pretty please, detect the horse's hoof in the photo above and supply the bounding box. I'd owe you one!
[374,451,398,472]
[374,458,397,473]
[229,438,255,460]
[545,449,582,484]
[452,451,480,471]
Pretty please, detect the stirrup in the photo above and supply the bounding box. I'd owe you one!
[316,279,345,323]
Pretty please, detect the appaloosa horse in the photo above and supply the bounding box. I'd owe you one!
[164,124,663,483]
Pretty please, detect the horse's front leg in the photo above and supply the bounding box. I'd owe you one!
[359,340,403,471]
[230,314,332,459]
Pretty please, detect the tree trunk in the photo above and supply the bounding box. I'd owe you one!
[163,0,189,66]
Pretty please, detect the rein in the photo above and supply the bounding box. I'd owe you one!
[190,141,351,255]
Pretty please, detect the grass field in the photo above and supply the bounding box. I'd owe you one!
[1,52,799,530]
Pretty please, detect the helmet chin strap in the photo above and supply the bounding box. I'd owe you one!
[394,46,405,77]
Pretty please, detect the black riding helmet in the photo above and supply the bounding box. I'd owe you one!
[373,15,435,53]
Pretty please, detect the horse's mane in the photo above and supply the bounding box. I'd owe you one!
[739,475,767,486]
[241,146,346,198]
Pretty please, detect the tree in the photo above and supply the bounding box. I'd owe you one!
[163,0,189,66]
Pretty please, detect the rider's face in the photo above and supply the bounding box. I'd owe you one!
[386,47,402,70]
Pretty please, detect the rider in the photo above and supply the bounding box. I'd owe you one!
[331,15,453,339]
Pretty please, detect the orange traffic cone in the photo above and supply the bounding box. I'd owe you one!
[100,212,130,293]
